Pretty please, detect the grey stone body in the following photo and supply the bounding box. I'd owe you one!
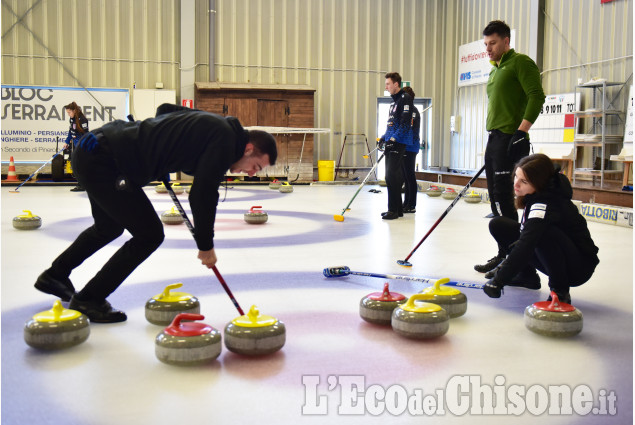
[224,321,286,356]
[155,329,222,366]
[24,316,90,350]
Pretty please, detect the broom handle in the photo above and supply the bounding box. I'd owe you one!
[162,178,245,316]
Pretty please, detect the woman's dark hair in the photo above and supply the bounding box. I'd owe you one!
[385,72,402,86]
[64,101,87,133]
[402,86,415,99]
[514,153,556,208]
[482,20,511,40]
[247,130,278,165]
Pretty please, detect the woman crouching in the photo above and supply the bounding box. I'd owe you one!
[483,153,599,303]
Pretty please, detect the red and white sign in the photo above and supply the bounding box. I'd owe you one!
[182,99,194,108]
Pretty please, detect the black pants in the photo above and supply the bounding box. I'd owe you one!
[489,216,596,293]
[49,140,164,301]
[484,130,518,221]
[385,141,407,214]
[401,150,418,209]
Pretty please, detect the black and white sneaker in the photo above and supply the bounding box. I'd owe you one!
[483,278,503,298]
[474,254,505,273]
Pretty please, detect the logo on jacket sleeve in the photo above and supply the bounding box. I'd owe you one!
[527,203,546,220]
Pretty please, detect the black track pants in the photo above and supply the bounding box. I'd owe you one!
[489,216,595,292]
[401,151,418,209]
[385,141,407,214]
[49,144,164,301]
[484,130,518,221]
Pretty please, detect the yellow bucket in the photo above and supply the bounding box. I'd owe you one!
[317,160,335,181]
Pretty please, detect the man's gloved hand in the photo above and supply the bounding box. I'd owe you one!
[508,130,530,163]
[377,137,386,151]
[76,133,99,152]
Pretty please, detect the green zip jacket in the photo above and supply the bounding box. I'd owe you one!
[486,49,545,134]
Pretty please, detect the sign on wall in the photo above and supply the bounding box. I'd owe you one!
[1,85,129,163]
[529,92,581,144]
[457,30,516,87]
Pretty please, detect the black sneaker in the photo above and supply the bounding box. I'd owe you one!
[484,265,500,279]
[34,270,76,301]
[70,186,85,192]
[404,207,416,213]
[69,296,127,323]
[547,291,571,305]
[483,278,503,298]
[382,211,400,220]
[507,269,541,290]
[474,254,505,273]
[381,211,403,217]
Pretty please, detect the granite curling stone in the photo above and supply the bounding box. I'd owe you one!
[425,185,443,197]
[441,187,457,200]
[160,206,185,225]
[524,291,583,338]
[244,206,268,224]
[145,283,201,326]
[268,179,282,190]
[224,305,286,356]
[463,190,482,203]
[391,293,450,339]
[279,182,294,193]
[13,210,42,230]
[155,313,222,366]
[24,300,90,350]
[154,183,168,193]
[418,278,467,318]
[170,182,185,194]
[359,282,407,325]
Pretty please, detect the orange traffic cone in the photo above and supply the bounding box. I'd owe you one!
[5,156,19,181]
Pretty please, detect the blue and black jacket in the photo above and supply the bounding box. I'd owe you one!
[382,89,413,146]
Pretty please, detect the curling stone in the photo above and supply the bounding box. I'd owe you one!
[524,292,583,338]
[13,210,42,230]
[441,187,457,200]
[359,282,407,325]
[185,185,191,193]
[24,300,90,350]
[244,206,268,224]
[268,179,282,190]
[155,183,167,193]
[425,185,443,197]
[418,278,467,318]
[464,190,482,203]
[160,206,185,225]
[391,293,450,339]
[170,182,185,194]
[279,182,294,193]
[155,313,222,366]
[224,305,285,356]
[145,283,200,326]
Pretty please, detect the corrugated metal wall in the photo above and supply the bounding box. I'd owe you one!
[2,0,632,171]
[449,0,633,171]
[449,0,534,170]
[1,0,180,95]
[208,0,453,167]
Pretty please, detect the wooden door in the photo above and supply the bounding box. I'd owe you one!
[257,99,289,178]
[225,98,257,126]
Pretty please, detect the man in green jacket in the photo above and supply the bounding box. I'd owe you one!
[474,20,546,277]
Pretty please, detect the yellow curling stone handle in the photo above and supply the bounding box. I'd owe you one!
[420,278,461,296]
[33,300,83,322]
[231,305,277,328]
[153,282,194,302]
[401,293,443,313]
[18,210,37,218]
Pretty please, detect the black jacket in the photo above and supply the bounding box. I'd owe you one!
[496,172,599,282]
[96,108,248,251]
